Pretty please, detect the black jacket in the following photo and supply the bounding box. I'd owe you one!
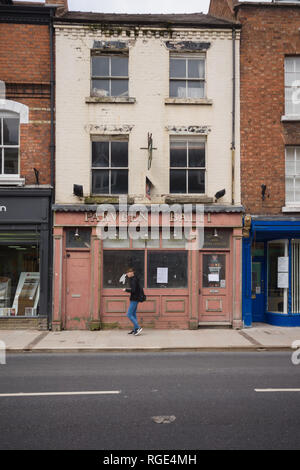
[125,275,141,301]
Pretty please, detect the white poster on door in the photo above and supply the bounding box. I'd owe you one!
[157,267,168,283]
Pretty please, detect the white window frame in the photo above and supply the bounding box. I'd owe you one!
[91,52,129,98]
[91,135,129,195]
[284,56,300,118]
[0,111,20,177]
[285,146,300,205]
[169,53,206,99]
[169,136,206,195]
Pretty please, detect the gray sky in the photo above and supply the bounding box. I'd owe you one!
[20,0,272,14]
[68,0,210,14]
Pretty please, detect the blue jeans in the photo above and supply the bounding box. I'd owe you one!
[127,301,140,330]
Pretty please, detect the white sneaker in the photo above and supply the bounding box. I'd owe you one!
[134,328,143,336]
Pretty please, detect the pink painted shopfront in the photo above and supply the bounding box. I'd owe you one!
[52,206,243,330]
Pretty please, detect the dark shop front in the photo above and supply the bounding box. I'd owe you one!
[0,188,52,329]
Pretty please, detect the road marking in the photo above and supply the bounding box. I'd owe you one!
[255,389,300,392]
[0,391,121,398]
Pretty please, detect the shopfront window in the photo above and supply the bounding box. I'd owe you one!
[202,254,226,288]
[147,251,188,288]
[103,250,144,288]
[0,231,40,316]
[267,240,288,313]
[291,240,300,313]
[102,231,188,289]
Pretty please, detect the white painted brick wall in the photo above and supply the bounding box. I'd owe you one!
[55,26,240,205]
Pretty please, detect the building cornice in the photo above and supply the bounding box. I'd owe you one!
[54,23,240,40]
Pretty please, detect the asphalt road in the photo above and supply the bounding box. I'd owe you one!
[0,352,300,450]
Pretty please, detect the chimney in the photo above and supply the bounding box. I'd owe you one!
[44,0,68,14]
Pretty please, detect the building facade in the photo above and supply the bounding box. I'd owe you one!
[52,12,243,330]
[0,0,61,329]
[209,0,300,326]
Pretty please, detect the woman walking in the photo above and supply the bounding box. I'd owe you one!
[123,267,143,336]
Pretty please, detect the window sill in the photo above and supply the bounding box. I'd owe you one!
[165,195,213,204]
[0,176,25,186]
[86,96,136,104]
[281,115,300,122]
[165,98,213,105]
[282,206,300,212]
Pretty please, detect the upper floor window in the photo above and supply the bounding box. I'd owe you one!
[0,111,19,175]
[170,137,206,194]
[91,136,128,195]
[286,146,300,204]
[285,57,300,116]
[169,54,205,99]
[91,52,129,98]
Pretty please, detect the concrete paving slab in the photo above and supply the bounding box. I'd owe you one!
[0,330,42,350]
[242,325,300,348]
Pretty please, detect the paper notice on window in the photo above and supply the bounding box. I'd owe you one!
[278,272,289,288]
[278,257,289,273]
[208,273,219,282]
[157,267,168,283]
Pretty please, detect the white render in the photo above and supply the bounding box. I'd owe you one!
[54,23,240,205]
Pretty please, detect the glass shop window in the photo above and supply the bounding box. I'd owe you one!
[0,232,40,317]
[202,253,226,288]
[147,251,188,288]
[267,240,288,314]
[103,250,144,288]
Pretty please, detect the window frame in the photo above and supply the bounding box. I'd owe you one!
[169,136,206,194]
[90,51,129,98]
[91,135,129,195]
[102,230,189,290]
[169,53,206,99]
[0,111,20,177]
[285,56,300,117]
[285,146,300,205]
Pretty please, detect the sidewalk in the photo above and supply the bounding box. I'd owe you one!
[1,324,300,352]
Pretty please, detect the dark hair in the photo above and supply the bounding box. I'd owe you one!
[126,267,135,273]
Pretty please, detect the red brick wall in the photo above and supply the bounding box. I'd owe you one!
[237,5,300,214]
[0,22,51,185]
[208,0,236,21]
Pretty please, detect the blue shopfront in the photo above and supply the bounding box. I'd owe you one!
[243,217,300,327]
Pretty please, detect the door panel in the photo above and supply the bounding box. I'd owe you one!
[252,259,265,322]
[199,252,230,323]
[65,251,91,330]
